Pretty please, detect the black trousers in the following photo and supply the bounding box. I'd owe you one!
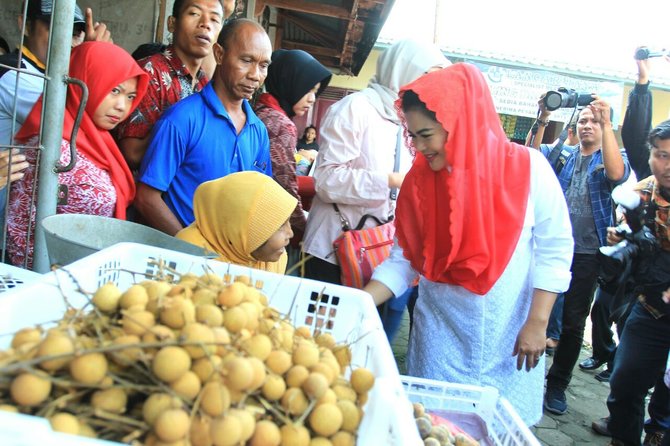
[546,253,600,390]
[304,255,341,285]
[590,288,632,364]
[608,303,670,445]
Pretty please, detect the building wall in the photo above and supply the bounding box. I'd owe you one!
[329,47,670,130]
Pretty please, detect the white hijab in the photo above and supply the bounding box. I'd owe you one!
[361,40,451,124]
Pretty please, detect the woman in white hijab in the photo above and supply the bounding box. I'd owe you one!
[302,40,450,286]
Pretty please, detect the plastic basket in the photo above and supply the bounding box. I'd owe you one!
[0,262,41,293]
[40,214,213,266]
[0,242,415,446]
[401,375,541,446]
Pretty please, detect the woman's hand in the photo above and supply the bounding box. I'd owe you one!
[513,318,547,372]
[0,150,29,189]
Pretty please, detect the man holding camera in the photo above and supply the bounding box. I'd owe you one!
[540,96,631,415]
[591,120,670,446]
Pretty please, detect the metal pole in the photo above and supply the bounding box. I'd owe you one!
[32,0,76,273]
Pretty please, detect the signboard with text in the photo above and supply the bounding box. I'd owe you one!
[472,62,625,129]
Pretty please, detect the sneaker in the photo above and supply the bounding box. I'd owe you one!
[544,387,567,415]
[595,369,612,383]
[643,431,665,446]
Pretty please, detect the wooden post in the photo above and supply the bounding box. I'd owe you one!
[155,0,168,43]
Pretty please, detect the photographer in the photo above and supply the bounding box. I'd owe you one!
[541,96,631,415]
[595,120,670,446]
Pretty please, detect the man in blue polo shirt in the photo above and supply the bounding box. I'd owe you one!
[135,18,273,235]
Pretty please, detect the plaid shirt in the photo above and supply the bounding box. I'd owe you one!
[542,144,631,247]
[115,45,208,140]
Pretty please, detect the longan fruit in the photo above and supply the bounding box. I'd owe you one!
[210,414,242,446]
[154,409,190,442]
[302,372,329,399]
[309,403,343,437]
[332,384,357,403]
[217,282,246,307]
[222,306,248,333]
[265,350,292,375]
[78,421,97,438]
[192,288,218,307]
[413,402,426,418]
[110,334,142,365]
[285,365,310,388]
[280,424,310,446]
[10,372,52,406]
[295,326,312,339]
[416,416,432,439]
[281,387,309,416]
[0,405,18,412]
[309,438,333,446]
[336,400,361,433]
[191,355,223,383]
[189,415,212,446]
[350,368,375,394]
[170,370,202,400]
[293,342,319,368]
[142,393,182,425]
[315,333,336,349]
[152,346,192,383]
[212,327,231,356]
[50,412,80,435]
[242,334,272,360]
[332,345,351,371]
[11,327,41,349]
[222,357,253,391]
[37,333,74,371]
[229,408,256,442]
[310,362,335,385]
[181,323,216,359]
[160,297,196,329]
[261,373,286,401]
[234,275,252,286]
[424,438,440,446]
[247,357,267,391]
[200,381,231,417]
[120,284,149,309]
[330,431,355,446]
[239,302,260,331]
[250,420,281,446]
[122,309,156,336]
[70,352,108,384]
[92,282,122,313]
[142,280,172,300]
[196,304,224,327]
[91,387,127,414]
[316,388,337,406]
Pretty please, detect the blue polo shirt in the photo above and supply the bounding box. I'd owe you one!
[139,83,272,226]
[541,144,630,247]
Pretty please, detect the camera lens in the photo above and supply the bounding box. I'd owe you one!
[543,91,563,111]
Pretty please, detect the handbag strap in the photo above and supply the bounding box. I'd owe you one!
[332,126,403,232]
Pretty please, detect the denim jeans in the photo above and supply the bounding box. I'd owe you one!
[546,253,599,390]
[379,286,417,342]
[608,302,670,445]
[546,293,564,341]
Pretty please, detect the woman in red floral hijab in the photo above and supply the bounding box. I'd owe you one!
[365,63,574,426]
[7,42,148,267]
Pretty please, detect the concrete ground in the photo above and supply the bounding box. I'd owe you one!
[390,309,624,445]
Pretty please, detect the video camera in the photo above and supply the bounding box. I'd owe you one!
[542,87,594,112]
[597,186,659,288]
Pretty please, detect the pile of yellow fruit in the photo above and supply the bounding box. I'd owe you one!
[0,272,375,446]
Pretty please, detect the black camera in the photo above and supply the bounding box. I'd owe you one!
[634,47,669,60]
[597,187,659,287]
[543,87,594,111]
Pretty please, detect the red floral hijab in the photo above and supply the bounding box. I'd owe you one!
[395,63,531,295]
[16,42,148,219]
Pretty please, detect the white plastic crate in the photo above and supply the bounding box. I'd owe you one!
[0,262,41,293]
[0,242,416,446]
[401,375,541,446]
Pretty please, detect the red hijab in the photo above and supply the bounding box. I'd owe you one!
[16,42,149,219]
[395,63,531,295]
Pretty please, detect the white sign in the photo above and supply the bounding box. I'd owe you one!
[472,62,625,128]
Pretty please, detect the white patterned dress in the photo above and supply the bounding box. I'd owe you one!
[372,149,573,426]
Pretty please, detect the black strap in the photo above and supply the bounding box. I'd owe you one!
[389,128,402,200]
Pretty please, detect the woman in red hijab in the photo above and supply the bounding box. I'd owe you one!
[7,41,148,268]
[364,63,574,426]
